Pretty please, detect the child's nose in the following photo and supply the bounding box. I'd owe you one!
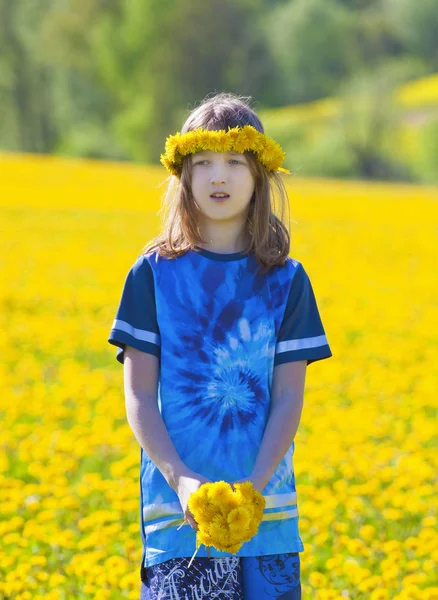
[210,169,227,185]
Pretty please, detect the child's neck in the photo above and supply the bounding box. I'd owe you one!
[197,226,249,254]
[198,242,245,254]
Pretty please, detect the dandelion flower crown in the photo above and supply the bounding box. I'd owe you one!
[160,124,290,177]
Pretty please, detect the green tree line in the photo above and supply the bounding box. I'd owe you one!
[0,0,437,180]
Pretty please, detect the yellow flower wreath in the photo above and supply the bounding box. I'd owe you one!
[181,480,266,567]
[160,125,290,176]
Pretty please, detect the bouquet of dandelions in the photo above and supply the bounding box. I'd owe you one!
[178,480,265,567]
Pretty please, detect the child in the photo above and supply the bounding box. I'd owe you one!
[108,92,332,600]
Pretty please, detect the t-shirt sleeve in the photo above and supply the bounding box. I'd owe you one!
[108,255,161,365]
[274,262,332,367]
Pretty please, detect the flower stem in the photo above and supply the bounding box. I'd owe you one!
[188,544,201,568]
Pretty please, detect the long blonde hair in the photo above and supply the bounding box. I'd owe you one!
[143,92,291,275]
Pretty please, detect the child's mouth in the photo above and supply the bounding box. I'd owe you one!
[210,194,230,202]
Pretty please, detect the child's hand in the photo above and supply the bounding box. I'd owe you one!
[175,470,210,531]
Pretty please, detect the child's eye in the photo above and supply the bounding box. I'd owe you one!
[193,159,243,166]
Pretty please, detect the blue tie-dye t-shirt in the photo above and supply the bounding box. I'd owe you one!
[108,245,332,569]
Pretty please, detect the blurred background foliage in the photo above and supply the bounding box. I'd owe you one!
[0,0,437,182]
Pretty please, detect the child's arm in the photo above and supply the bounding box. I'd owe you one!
[248,360,307,492]
[124,344,209,529]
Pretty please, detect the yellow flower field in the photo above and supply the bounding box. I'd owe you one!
[1,153,437,600]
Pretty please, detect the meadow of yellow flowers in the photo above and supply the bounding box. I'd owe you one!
[1,153,437,600]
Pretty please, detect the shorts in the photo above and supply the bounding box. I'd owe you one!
[140,552,301,599]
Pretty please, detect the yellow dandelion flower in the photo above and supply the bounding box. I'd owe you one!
[227,126,241,141]
[223,542,243,554]
[164,146,177,163]
[234,481,254,501]
[187,493,204,513]
[207,521,221,538]
[230,526,242,540]
[227,506,251,530]
[166,134,180,148]
[178,137,197,156]
[232,126,257,153]
[199,483,211,498]
[164,135,180,160]
[208,480,234,503]
[252,498,265,521]
[197,526,213,547]
[200,130,223,152]
[259,142,284,171]
[159,155,178,176]
[211,513,228,529]
[198,504,216,523]
[209,518,229,546]
[259,144,276,162]
[242,127,267,153]
[228,520,242,536]
[219,493,241,518]
[193,129,211,150]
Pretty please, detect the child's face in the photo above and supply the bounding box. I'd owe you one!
[190,150,256,224]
